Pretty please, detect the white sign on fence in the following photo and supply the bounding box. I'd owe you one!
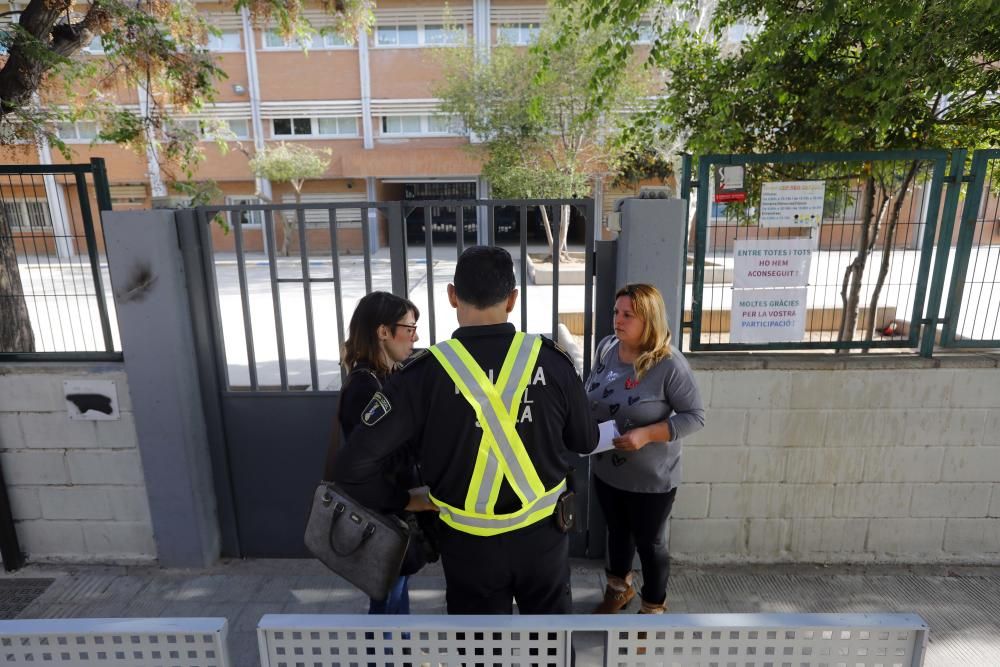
[731,287,808,343]
[759,180,826,228]
[733,239,813,288]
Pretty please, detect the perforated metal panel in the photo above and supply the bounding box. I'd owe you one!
[0,617,230,667]
[608,624,923,667]
[258,614,927,667]
[258,616,569,667]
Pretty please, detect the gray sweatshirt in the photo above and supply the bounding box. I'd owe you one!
[587,336,705,493]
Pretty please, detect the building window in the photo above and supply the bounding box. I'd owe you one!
[166,118,251,141]
[317,117,358,136]
[272,117,359,138]
[264,29,352,50]
[226,195,265,226]
[636,21,654,44]
[55,121,100,142]
[381,114,463,136]
[83,36,104,53]
[273,118,313,136]
[207,30,242,51]
[496,23,540,45]
[424,24,466,45]
[375,24,466,47]
[1,200,51,230]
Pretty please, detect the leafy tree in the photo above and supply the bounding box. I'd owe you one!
[0,0,368,352]
[558,0,1000,343]
[436,10,655,261]
[249,141,331,256]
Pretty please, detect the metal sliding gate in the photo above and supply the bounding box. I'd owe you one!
[179,199,598,558]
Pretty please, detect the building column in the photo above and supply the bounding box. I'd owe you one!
[358,26,374,150]
[34,133,73,259]
[241,7,271,256]
[366,176,379,253]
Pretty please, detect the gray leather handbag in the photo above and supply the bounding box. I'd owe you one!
[304,482,410,600]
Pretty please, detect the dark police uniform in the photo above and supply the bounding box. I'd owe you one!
[333,322,598,614]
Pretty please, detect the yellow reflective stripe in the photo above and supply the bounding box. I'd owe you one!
[500,334,544,493]
[429,342,531,505]
[472,332,525,512]
[485,463,503,514]
[429,479,566,537]
[465,438,493,512]
[443,340,545,500]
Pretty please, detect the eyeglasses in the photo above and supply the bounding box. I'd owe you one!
[394,323,418,339]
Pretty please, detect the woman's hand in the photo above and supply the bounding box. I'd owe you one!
[405,486,439,512]
[612,427,650,452]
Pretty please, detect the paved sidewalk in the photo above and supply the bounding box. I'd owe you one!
[3,559,999,667]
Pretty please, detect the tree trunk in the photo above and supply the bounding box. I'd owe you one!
[838,173,891,346]
[538,205,555,261]
[558,204,571,261]
[0,217,36,352]
[281,187,303,257]
[862,160,921,345]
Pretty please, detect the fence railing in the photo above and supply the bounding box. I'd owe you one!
[688,148,999,356]
[192,198,595,391]
[0,158,119,361]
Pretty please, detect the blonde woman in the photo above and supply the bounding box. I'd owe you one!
[587,284,705,614]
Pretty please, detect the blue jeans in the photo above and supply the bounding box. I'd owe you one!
[368,575,410,614]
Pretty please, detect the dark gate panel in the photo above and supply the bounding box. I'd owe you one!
[222,393,337,557]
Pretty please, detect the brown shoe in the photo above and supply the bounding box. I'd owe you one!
[593,574,635,614]
[638,598,667,614]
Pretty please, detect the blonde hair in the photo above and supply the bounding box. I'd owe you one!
[615,283,673,380]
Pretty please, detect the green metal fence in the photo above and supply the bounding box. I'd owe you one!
[932,149,1000,350]
[0,158,119,361]
[687,149,1000,356]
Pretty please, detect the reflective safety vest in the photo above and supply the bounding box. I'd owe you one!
[427,332,567,536]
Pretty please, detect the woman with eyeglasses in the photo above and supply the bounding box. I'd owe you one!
[325,290,428,614]
[587,284,705,614]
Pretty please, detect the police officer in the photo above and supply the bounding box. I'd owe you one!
[334,245,598,614]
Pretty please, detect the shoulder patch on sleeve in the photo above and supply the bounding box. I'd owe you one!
[540,335,574,366]
[361,391,392,426]
[398,347,431,372]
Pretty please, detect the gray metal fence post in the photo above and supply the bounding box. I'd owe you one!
[387,201,409,297]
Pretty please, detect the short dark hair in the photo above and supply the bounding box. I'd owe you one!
[453,246,516,308]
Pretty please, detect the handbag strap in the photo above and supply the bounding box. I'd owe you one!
[326,500,378,556]
[323,367,382,481]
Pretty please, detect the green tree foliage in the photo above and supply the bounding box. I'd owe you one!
[436,9,659,259]
[249,141,331,256]
[0,0,368,353]
[555,0,1000,343]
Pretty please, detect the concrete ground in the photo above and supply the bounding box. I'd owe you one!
[3,558,999,667]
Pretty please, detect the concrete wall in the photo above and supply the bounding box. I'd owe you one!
[672,355,1000,563]
[0,363,155,563]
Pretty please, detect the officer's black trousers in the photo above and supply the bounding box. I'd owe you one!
[438,518,571,614]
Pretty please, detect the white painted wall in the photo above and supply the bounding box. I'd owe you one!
[671,357,1000,562]
[0,363,155,563]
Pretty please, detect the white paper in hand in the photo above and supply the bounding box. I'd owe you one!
[585,420,620,456]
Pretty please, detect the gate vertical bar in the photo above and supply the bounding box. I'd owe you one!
[386,202,409,297]
[941,150,988,346]
[582,200,595,379]
[691,156,713,348]
[456,205,466,256]
[551,206,560,340]
[327,208,348,377]
[361,205,373,293]
[907,156,947,351]
[679,154,694,349]
[74,170,115,352]
[296,208,320,390]
[264,210,289,390]
[920,150,966,357]
[424,207,437,344]
[519,205,528,332]
[89,157,113,212]
[232,213,258,390]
